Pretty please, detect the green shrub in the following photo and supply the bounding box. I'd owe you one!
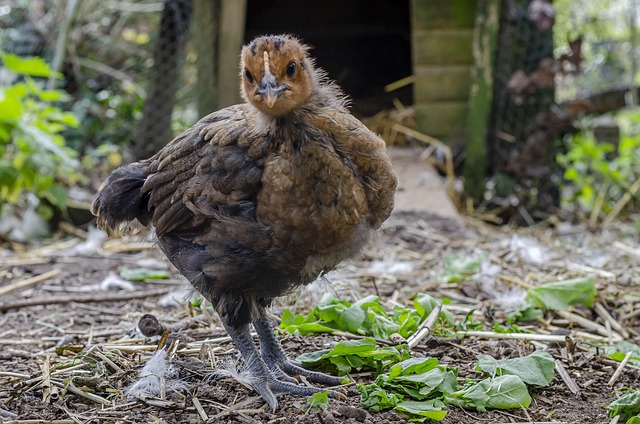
[557,109,640,220]
[0,52,82,222]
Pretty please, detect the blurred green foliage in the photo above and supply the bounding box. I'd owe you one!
[555,0,639,100]
[557,108,640,219]
[0,52,83,220]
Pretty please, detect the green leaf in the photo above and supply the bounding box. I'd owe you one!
[476,351,555,387]
[358,383,402,412]
[334,304,366,334]
[395,399,448,422]
[525,277,597,310]
[305,391,329,413]
[627,416,640,424]
[442,253,484,283]
[297,338,408,376]
[387,357,440,380]
[508,303,544,323]
[444,375,531,412]
[608,390,640,421]
[43,183,68,210]
[118,267,170,281]
[2,53,61,78]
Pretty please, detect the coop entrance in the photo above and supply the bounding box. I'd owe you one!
[244,0,413,117]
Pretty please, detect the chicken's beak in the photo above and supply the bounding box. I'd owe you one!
[257,79,288,108]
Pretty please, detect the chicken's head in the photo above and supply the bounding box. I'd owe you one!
[240,35,315,117]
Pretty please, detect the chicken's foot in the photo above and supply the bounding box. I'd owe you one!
[253,311,345,386]
[223,321,343,411]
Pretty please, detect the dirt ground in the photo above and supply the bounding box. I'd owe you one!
[1,208,640,423]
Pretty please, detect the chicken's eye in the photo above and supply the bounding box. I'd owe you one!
[244,68,254,84]
[286,61,296,77]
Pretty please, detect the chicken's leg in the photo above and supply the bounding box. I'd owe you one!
[223,321,341,411]
[253,311,344,386]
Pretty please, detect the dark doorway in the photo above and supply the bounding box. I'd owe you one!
[245,0,412,118]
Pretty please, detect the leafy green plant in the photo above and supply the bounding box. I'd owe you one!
[557,111,640,221]
[508,277,596,324]
[301,391,330,414]
[0,52,82,223]
[296,338,408,376]
[525,277,597,310]
[354,351,553,421]
[280,293,454,340]
[290,291,557,421]
[475,351,555,387]
[608,389,640,423]
[441,253,485,283]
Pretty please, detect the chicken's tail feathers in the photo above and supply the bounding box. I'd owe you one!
[92,162,151,235]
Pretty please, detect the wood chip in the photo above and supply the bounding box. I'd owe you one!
[193,396,209,421]
[555,360,580,394]
[608,351,633,387]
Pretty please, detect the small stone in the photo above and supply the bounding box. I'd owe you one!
[336,405,369,422]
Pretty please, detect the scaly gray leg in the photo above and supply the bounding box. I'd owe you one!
[222,320,341,412]
[252,311,344,386]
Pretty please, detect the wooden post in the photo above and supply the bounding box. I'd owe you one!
[194,0,219,116]
[463,0,500,200]
[217,0,247,108]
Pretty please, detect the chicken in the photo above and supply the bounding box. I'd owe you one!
[92,34,397,410]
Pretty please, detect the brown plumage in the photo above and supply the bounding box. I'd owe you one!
[92,34,397,410]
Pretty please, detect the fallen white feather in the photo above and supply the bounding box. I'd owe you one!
[125,349,186,399]
[205,358,256,390]
[509,235,549,264]
[63,226,107,256]
[158,283,195,308]
[368,260,416,275]
[76,272,135,292]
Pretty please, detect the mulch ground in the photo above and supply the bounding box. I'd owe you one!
[1,210,639,423]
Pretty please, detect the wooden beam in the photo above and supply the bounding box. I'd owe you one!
[463,0,500,200]
[194,0,219,116]
[217,0,247,107]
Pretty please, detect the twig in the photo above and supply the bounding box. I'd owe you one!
[0,257,50,267]
[384,75,417,92]
[91,349,123,373]
[2,421,76,424]
[40,353,54,403]
[498,274,534,290]
[455,331,570,343]
[0,269,62,297]
[613,241,640,257]
[193,396,209,421]
[621,308,640,321]
[52,379,110,405]
[0,371,30,379]
[603,175,640,226]
[589,183,608,226]
[407,304,442,349]
[47,0,81,89]
[555,360,580,394]
[594,302,630,339]
[608,351,633,387]
[566,262,615,279]
[0,288,172,312]
[555,310,623,342]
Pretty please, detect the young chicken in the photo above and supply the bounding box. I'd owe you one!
[92,34,397,410]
